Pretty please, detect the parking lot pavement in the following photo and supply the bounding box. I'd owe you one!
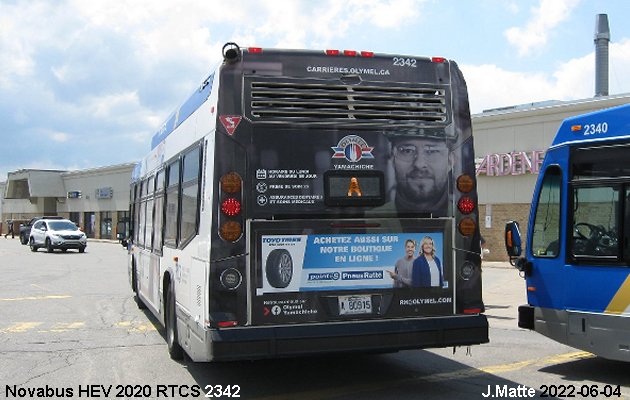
[483,261,514,269]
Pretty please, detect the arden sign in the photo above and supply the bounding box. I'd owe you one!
[476,150,545,176]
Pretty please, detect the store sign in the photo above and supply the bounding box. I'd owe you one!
[67,191,82,199]
[476,150,546,176]
[96,187,113,199]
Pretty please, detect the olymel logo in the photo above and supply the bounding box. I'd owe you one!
[219,115,242,135]
[331,135,374,162]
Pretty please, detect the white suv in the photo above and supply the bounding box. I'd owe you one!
[29,219,87,253]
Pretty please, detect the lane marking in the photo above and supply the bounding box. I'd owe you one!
[39,322,86,333]
[0,322,44,333]
[1,321,156,334]
[0,295,72,302]
[115,321,157,332]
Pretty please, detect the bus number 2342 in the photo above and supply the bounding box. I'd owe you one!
[392,57,417,67]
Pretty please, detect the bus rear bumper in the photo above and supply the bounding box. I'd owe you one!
[206,315,488,361]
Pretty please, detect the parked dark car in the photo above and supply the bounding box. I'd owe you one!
[19,216,63,245]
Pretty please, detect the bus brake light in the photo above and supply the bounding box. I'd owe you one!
[221,198,241,216]
[343,50,357,57]
[457,197,475,214]
[326,49,340,56]
[360,51,374,57]
[247,47,263,54]
[431,57,447,63]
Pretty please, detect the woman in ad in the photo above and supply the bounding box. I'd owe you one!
[412,236,443,288]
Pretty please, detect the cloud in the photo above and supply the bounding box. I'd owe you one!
[504,0,580,56]
[249,0,424,48]
[463,64,553,113]
[464,38,630,113]
[51,132,70,142]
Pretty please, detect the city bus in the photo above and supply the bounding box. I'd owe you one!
[506,103,630,362]
[127,42,488,361]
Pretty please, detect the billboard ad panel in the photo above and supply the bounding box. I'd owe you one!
[258,232,448,294]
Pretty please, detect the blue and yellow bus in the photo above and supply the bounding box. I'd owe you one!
[506,103,630,362]
[128,43,488,362]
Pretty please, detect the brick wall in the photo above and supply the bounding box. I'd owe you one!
[479,203,531,261]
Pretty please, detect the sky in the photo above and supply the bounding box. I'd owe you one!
[1,0,630,180]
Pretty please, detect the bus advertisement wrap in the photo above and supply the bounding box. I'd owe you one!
[253,231,453,325]
[259,232,448,293]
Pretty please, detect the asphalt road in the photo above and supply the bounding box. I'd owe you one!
[0,238,628,400]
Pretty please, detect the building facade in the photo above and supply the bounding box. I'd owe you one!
[1,163,135,239]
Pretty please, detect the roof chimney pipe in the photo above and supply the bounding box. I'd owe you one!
[594,14,610,97]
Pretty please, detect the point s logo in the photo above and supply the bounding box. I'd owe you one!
[219,115,242,135]
[331,135,374,162]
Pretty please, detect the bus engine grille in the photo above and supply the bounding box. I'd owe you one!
[246,78,450,126]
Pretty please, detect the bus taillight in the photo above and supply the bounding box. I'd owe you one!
[220,221,242,242]
[221,172,242,193]
[431,56,447,63]
[456,174,474,193]
[221,198,241,216]
[458,217,476,237]
[216,320,239,328]
[457,197,475,214]
[219,172,243,242]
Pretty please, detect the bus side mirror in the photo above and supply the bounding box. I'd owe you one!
[505,221,522,262]
[504,221,531,276]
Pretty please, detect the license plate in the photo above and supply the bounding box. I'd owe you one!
[338,295,372,315]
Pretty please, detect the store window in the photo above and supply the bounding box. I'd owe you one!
[100,211,112,239]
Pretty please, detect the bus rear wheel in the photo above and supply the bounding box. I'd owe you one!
[165,283,184,360]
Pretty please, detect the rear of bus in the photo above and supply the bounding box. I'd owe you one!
[208,44,487,360]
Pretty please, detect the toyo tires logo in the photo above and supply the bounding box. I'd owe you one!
[331,135,374,163]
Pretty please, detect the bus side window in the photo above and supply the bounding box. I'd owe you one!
[531,166,561,257]
[179,146,202,248]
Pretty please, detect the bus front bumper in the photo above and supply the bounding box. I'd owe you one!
[207,315,488,361]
